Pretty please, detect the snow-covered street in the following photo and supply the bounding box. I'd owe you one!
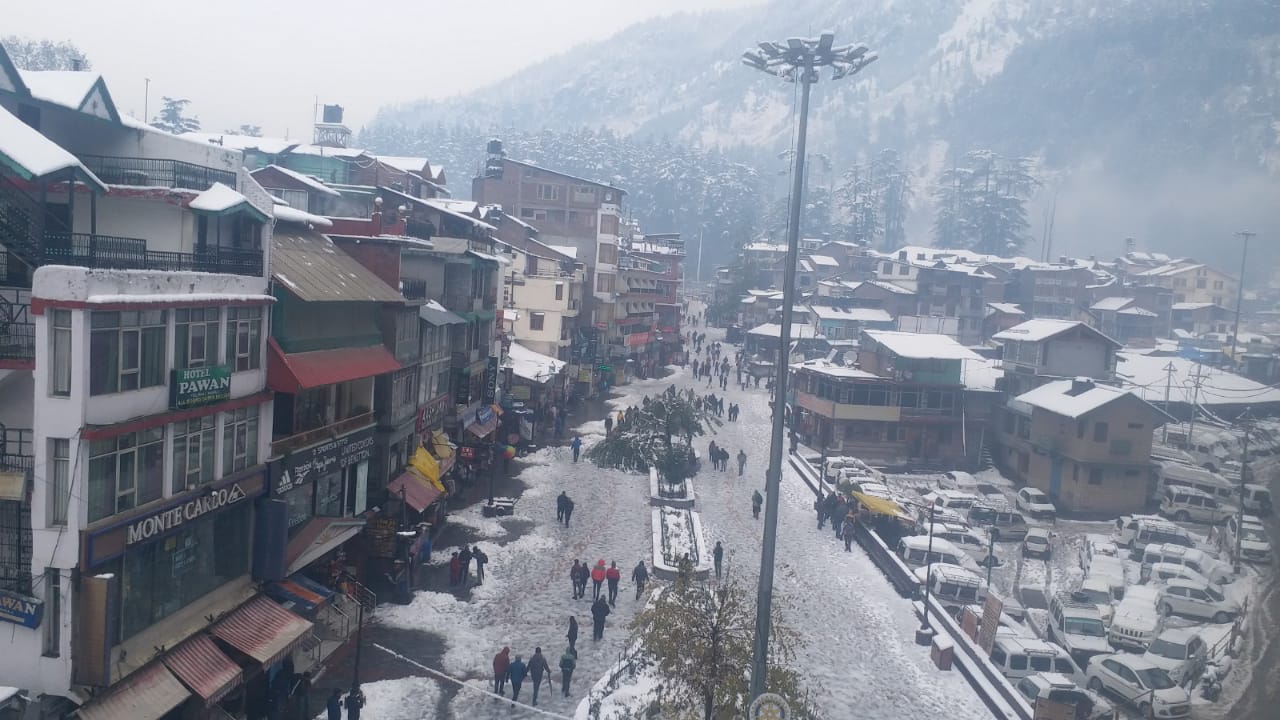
[336,321,990,719]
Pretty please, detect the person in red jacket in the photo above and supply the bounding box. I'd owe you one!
[493,646,511,696]
[590,560,606,601]
[605,561,622,606]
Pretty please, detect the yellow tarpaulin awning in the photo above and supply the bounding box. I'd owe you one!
[850,491,910,520]
[430,430,454,459]
[410,447,446,493]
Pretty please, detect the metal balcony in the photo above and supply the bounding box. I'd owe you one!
[0,427,33,471]
[0,286,34,364]
[77,155,238,192]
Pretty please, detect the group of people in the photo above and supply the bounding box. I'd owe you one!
[555,491,576,527]
[447,544,489,588]
[816,491,861,551]
[705,440,748,476]
[491,645,570,706]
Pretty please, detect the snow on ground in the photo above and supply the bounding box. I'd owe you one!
[312,677,444,720]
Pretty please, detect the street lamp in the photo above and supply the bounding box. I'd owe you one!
[742,31,877,702]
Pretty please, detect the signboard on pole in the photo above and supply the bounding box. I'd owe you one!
[483,356,499,404]
[978,593,1003,653]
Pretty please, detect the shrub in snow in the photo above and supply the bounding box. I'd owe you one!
[586,386,716,482]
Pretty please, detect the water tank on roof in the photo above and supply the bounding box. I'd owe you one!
[322,104,344,124]
[487,139,505,156]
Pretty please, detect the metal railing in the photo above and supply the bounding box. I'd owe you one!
[0,287,33,362]
[400,278,429,300]
[39,233,263,276]
[78,154,238,191]
[0,427,33,471]
[271,411,374,456]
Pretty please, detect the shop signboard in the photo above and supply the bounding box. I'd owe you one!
[416,394,453,433]
[365,517,399,559]
[510,385,531,401]
[276,426,376,495]
[169,365,232,410]
[0,589,43,629]
[483,356,499,404]
[577,368,593,383]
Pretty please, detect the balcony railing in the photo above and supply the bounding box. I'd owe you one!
[272,411,374,457]
[400,279,429,301]
[0,427,33,471]
[41,233,262,276]
[78,155,238,191]
[0,287,33,363]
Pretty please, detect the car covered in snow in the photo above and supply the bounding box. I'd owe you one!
[1159,486,1235,524]
[920,489,981,511]
[1016,487,1057,520]
[1112,515,1193,554]
[1239,483,1272,515]
[1140,544,1232,585]
[1086,654,1190,719]
[1079,533,1122,568]
[1073,576,1115,626]
[941,470,978,491]
[989,635,1085,685]
[967,502,1029,541]
[897,536,980,573]
[1144,562,1211,587]
[926,524,998,566]
[1142,628,1207,688]
[1013,673,1116,720]
[1048,591,1112,667]
[1022,527,1052,559]
[1223,514,1272,564]
[1156,578,1241,624]
[913,563,986,611]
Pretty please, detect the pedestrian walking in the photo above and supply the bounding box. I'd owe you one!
[472,545,488,585]
[713,541,724,579]
[569,560,582,598]
[567,616,579,651]
[344,685,364,720]
[556,491,569,524]
[528,647,551,706]
[752,489,763,519]
[560,648,577,697]
[326,689,342,720]
[737,449,747,476]
[632,560,649,600]
[571,435,582,462]
[842,514,857,551]
[591,596,611,640]
[590,560,606,600]
[492,646,511,695]
[606,561,621,606]
[564,497,575,527]
[449,551,461,587]
[459,546,473,586]
[290,671,312,720]
[507,654,528,702]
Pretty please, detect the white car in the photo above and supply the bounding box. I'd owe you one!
[1142,628,1207,687]
[1145,562,1211,587]
[1086,654,1191,719]
[1223,514,1273,564]
[1074,576,1114,626]
[1157,579,1241,623]
[1016,487,1057,520]
[1013,673,1115,720]
[1022,527,1052,559]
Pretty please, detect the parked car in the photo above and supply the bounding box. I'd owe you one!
[1074,576,1115,626]
[921,489,981,511]
[1084,554,1128,602]
[941,470,978,491]
[1048,591,1112,667]
[1239,483,1272,515]
[968,502,1030,541]
[914,502,970,528]
[1140,544,1232,585]
[1142,628,1207,688]
[1079,533,1122,570]
[1016,487,1057,520]
[913,563,985,612]
[1145,562,1211,588]
[1222,514,1273,564]
[1108,586,1162,652]
[1013,673,1116,720]
[989,635,1085,684]
[927,524,998,566]
[1159,486,1235,524]
[1023,527,1052,559]
[1156,460,1236,505]
[1112,516,1193,554]
[1086,654,1191,719]
[897,536,980,573]
[1157,579,1241,623]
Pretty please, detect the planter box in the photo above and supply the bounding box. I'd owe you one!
[649,467,696,509]
[650,507,712,580]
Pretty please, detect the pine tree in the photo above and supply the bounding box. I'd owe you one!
[226,124,262,137]
[1,36,90,71]
[151,97,201,135]
[931,150,1038,255]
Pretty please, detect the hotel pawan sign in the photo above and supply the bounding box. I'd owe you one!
[170,364,232,410]
[126,482,248,545]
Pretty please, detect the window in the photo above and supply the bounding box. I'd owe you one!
[600,214,619,235]
[1127,422,1145,429]
[41,569,59,657]
[536,184,561,201]
[88,429,165,522]
[226,307,262,371]
[50,309,72,396]
[1077,420,1086,439]
[89,310,167,395]
[175,308,219,370]
[1093,422,1109,442]
[1196,278,1207,289]
[1089,468,1104,485]
[47,439,69,526]
[598,243,618,265]
[530,312,545,331]
[1213,280,1224,290]
[1009,654,1028,671]
[596,273,615,293]
[555,282,564,301]
[172,416,216,491]
[392,368,416,410]
[519,207,548,221]
[546,209,566,224]
[222,407,259,474]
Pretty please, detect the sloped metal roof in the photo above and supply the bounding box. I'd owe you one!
[271,228,405,303]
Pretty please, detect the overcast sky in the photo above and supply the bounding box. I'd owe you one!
[5,0,756,138]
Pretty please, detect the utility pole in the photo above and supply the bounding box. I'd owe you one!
[1229,231,1255,367]
[1161,361,1176,444]
[697,227,704,285]
[143,78,150,124]
[1235,409,1253,573]
[740,32,876,702]
[1186,363,1207,446]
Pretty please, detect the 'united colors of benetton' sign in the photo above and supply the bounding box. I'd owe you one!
[170,365,232,410]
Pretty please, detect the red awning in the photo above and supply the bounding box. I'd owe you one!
[162,634,242,704]
[387,469,443,512]
[267,337,401,393]
[212,596,313,667]
[76,663,190,720]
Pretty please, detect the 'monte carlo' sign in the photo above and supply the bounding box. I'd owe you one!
[127,482,248,544]
[170,365,232,410]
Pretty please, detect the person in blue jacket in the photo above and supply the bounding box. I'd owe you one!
[571,436,582,462]
[507,654,529,702]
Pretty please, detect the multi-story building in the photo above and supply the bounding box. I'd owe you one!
[629,233,686,365]
[1087,297,1158,347]
[790,330,993,467]
[1006,263,1096,320]
[910,263,999,346]
[0,54,304,716]
[805,303,894,341]
[993,319,1121,398]
[1136,260,1238,308]
[999,378,1170,513]
[501,233,584,361]
[1171,302,1232,337]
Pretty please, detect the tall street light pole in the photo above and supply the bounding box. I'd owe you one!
[741,32,876,702]
[1229,230,1255,366]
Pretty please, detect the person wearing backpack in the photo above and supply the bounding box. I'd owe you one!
[559,647,577,697]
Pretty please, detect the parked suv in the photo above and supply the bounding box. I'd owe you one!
[1048,591,1111,667]
[1140,544,1232,585]
[1112,516,1193,555]
[968,502,1029,541]
[1142,628,1207,688]
[988,635,1085,684]
[1159,487,1234,524]
[1222,514,1273,564]
[1013,673,1115,720]
[1240,483,1272,515]
[1016,487,1057,520]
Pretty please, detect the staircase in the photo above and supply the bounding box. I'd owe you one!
[0,173,46,271]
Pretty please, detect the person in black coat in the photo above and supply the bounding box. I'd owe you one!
[631,560,649,600]
[458,546,473,586]
[590,597,611,640]
[556,491,569,524]
[566,615,579,651]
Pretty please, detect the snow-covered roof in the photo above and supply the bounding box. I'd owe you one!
[507,342,566,383]
[789,359,879,379]
[883,245,1047,271]
[862,330,982,360]
[1118,306,1158,317]
[986,302,1024,316]
[181,132,300,155]
[1116,352,1280,407]
[1172,302,1218,311]
[1091,297,1136,312]
[429,198,480,215]
[272,204,334,228]
[422,198,496,232]
[190,183,253,213]
[992,319,1117,345]
[744,242,787,253]
[962,357,1003,392]
[864,280,914,295]
[798,259,814,273]
[807,254,840,267]
[549,245,577,260]
[254,164,340,197]
[18,69,101,111]
[1016,379,1167,420]
[286,143,369,159]
[746,323,821,340]
[376,155,430,174]
[0,105,105,190]
[807,305,893,323]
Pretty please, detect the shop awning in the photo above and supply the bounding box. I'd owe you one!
[162,634,242,704]
[267,337,402,393]
[850,491,910,520]
[266,574,335,616]
[419,300,466,326]
[76,663,190,720]
[212,596,313,668]
[387,468,443,512]
[286,518,366,576]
